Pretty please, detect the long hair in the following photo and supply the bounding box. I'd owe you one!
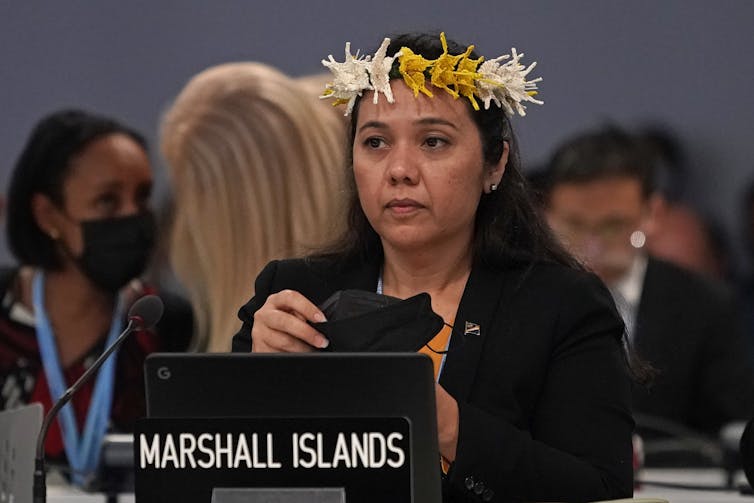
[318,32,577,270]
[161,62,347,351]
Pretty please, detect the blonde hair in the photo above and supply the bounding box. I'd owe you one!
[161,62,346,352]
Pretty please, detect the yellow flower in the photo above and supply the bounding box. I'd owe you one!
[321,32,543,117]
[455,52,484,110]
[398,47,434,97]
[430,32,464,98]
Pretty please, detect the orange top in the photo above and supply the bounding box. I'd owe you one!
[419,321,452,380]
[419,321,453,473]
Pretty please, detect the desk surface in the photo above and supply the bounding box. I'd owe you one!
[636,487,749,503]
[47,469,752,503]
[48,486,132,502]
[47,473,135,503]
[635,468,752,503]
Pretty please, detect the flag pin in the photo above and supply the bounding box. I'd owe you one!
[464,321,480,337]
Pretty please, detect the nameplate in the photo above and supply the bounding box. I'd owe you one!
[134,417,412,503]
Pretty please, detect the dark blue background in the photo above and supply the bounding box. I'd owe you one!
[2,1,752,264]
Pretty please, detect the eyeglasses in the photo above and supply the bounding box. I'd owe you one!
[552,217,637,244]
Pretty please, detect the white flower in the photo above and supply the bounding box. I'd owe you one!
[320,36,545,118]
[476,48,543,117]
[321,42,373,115]
[366,38,400,105]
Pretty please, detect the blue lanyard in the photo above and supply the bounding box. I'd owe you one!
[32,271,124,485]
[376,272,450,381]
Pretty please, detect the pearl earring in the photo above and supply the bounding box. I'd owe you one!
[630,230,646,249]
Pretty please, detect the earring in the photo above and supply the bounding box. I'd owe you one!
[490,183,498,192]
[48,229,60,240]
[630,230,646,249]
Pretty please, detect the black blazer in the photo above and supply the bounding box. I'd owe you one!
[633,257,754,434]
[233,256,633,502]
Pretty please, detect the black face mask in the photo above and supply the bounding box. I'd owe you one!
[311,289,445,352]
[76,212,156,293]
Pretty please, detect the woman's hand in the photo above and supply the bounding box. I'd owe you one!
[435,383,459,462]
[251,289,330,353]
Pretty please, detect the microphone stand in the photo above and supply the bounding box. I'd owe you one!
[33,316,143,503]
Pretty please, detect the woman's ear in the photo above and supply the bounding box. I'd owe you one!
[483,141,509,194]
[31,193,62,239]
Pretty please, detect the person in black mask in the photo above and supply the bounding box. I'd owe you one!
[0,109,193,485]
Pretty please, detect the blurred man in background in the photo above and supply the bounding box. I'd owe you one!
[542,126,754,446]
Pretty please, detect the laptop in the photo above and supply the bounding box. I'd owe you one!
[0,403,43,503]
[141,352,442,502]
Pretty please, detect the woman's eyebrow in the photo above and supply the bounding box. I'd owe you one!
[416,117,458,129]
[359,117,459,133]
[358,120,388,133]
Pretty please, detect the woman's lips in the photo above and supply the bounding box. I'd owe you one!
[386,198,424,215]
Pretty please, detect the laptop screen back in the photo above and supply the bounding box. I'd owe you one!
[142,352,441,502]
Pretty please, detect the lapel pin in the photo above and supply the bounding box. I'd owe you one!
[464,321,480,337]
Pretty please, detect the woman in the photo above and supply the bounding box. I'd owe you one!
[233,33,633,502]
[0,109,192,484]
[161,62,346,352]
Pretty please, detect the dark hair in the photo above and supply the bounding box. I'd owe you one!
[636,125,687,202]
[319,31,577,269]
[6,108,147,269]
[545,125,655,199]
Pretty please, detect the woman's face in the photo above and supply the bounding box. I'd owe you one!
[42,133,153,256]
[352,81,506,255]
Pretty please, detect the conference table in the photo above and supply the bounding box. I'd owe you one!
[47,486,132,502]
[46,468,753,502]
[634,468,752,502]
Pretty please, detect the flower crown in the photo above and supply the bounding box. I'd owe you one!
[321,32,543,117]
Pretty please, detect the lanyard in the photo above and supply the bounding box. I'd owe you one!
[32,271,124,485]
[376,272,451,381]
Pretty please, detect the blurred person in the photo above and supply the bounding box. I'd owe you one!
[647,202,731,280]
[742,179,754,267]
[234,32,635,501]
[636,125,688,203]
[737,179,754,351]
[0,109,192,485]
[161,62,346,352]
[637,126,731,280]
[543,125,754,438]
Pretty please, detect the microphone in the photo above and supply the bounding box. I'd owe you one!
[33,294,164,503]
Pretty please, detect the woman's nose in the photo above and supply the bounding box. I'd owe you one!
[386,144,419,184]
